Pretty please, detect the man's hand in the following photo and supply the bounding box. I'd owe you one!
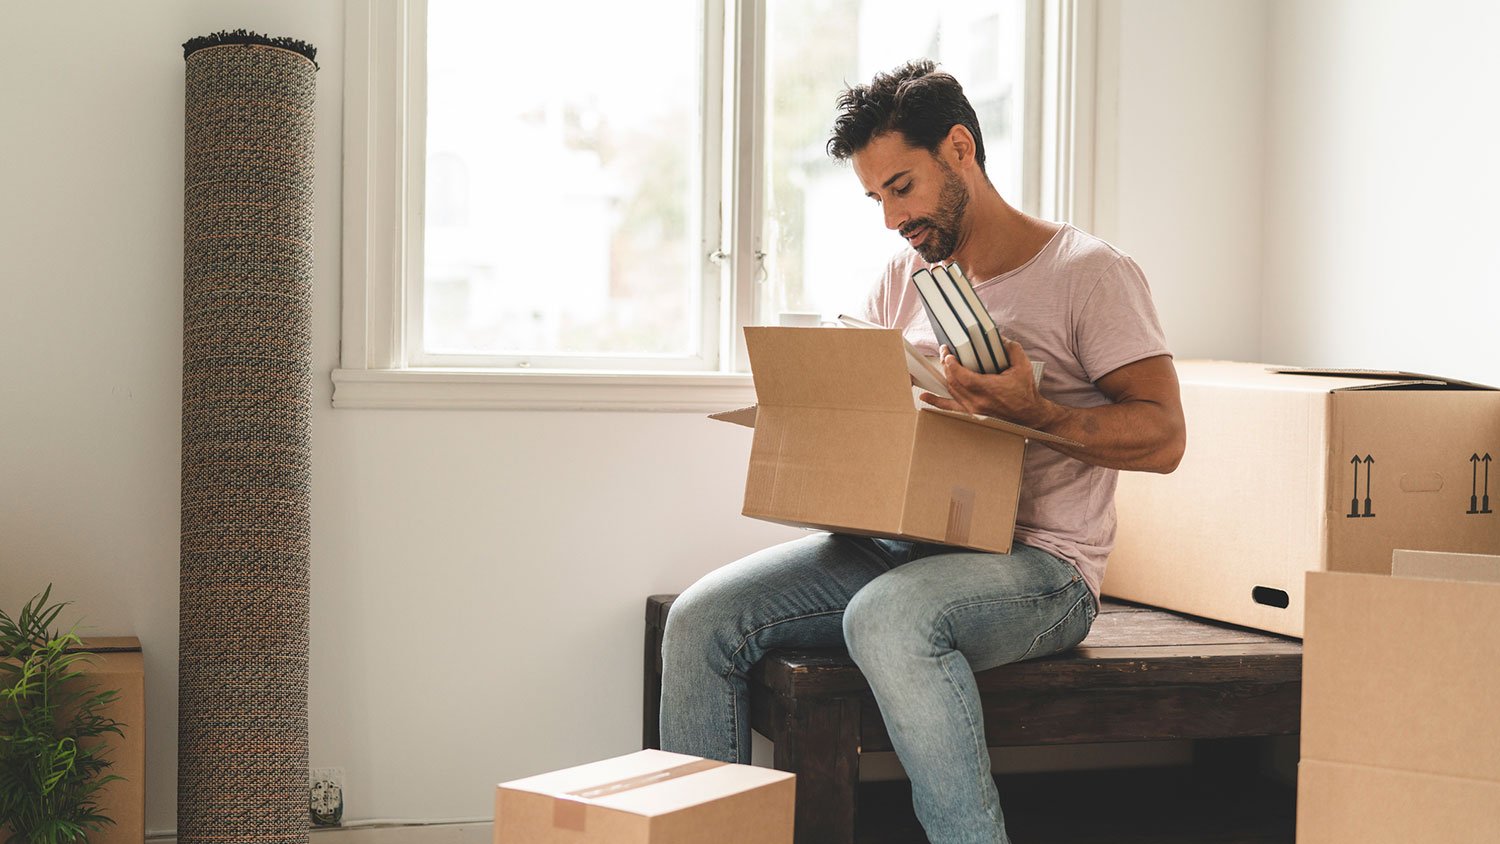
[919,338,1056,429]
[920,340,1186,474]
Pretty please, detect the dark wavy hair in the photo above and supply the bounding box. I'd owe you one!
[826,59,986,173]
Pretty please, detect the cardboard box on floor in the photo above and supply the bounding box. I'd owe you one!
[711,327,1076,555]
[0,637,144,844]
[495,749,794,843]
[1297,550,1500,842]
[1105,360,1500,636]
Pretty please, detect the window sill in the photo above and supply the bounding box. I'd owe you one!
[330,368,757,412]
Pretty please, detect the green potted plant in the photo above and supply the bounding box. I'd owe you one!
[0,586,123,844]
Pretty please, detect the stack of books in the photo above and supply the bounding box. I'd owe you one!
[836,264,1011,400]
[913,264,1009,374]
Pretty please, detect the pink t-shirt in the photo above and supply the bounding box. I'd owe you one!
[857,223,1171,604]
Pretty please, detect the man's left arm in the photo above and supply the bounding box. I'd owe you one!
[923,339,1186,474]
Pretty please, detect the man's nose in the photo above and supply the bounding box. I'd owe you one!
[882,200,906,232]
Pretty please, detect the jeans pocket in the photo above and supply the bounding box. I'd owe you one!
[1019,589,1092,662]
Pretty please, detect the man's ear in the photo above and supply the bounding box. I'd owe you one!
[945,124,976,168]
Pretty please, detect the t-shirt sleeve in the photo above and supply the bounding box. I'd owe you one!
[1074,256,1172,383]
[854,255,903,327]
[853,280,885,326]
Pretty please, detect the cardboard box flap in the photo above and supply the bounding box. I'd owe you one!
[923,407,1082,448]
[1173,360,1358,393]
[1297,758,1500,843]
[72,637,141,653]
[709,405,757,428]
[744,326,913,411]
[1391,549,1500,583]
[1272,366,1497,391]
[1302,572,1500,784]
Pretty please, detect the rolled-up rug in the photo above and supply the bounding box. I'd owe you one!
[179,30,317,843]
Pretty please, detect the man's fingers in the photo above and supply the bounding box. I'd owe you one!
[919,392,960,411]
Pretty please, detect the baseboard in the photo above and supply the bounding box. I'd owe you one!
[148,821,492,843]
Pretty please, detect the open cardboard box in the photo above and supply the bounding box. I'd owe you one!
[1106,360,1500,636]
[711,326,1076,554]
[495,749,794,843]
[1296,549,1500,842]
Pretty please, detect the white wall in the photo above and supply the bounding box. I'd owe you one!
[1263,0,1500,385]
[0,0,1276,835]
[1096,0,1269,362]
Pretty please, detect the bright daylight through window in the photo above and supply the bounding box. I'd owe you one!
[418,0,1026,373]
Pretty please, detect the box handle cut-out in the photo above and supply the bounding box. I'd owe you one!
[1398,472,1444,493]
[1252,586,1290,609]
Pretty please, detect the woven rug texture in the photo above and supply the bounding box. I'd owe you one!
[180,38,315,844]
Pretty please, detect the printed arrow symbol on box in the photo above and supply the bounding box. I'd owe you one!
[1362,455,1375,517]
[1471,453,1482,514]
[1476,455,1488,515]
[1349,455,1363,518]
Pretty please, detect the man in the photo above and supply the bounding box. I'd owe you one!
[660,59,1184,843]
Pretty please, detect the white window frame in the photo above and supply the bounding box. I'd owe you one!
[333,0,1100,411]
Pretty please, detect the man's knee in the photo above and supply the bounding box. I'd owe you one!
[663,578,732,654]
[843,578,940,668]
[665,565,775,675]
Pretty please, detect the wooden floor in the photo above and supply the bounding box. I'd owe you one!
[856,765,1296,844]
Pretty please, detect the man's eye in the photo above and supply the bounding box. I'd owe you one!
[892,182,913,197]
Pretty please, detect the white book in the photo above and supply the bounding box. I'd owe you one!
[945,264,1010,373]
[911,268,983,372]
[836,314,951,399]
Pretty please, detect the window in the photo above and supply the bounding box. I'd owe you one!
[336,0,1096,409]
[419,1,711,370]
[760,0,1030,331]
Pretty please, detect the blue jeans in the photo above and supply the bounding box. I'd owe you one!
[659,532,1096,844]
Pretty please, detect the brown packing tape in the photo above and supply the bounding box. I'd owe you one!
[569,758,725,799]
[551,758,727,831]
[946,486,975,545]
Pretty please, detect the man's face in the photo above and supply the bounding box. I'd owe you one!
[850,131,971,263]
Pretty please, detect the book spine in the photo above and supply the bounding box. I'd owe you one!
[947,264,1010,372]
[913,269,959,356]
[935,266,1000,373]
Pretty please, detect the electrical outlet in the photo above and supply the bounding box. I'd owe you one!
[309,766,345,827]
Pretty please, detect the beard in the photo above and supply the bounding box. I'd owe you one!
[901,162,970,263]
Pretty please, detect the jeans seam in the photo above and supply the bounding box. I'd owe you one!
[932,575,1080,630]
[721,607,845,763]
[729,679,741,763]
[937,649,993,818]
[723,608,846,670]
[1020,588,1090,662]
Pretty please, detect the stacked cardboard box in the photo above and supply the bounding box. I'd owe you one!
[495,749,794,843]
[1107,361,1500,636]
[1,637,144,844]
[1297,550,1500,842]
[84,638,144,844]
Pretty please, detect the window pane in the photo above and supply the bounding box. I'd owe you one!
[423,1,704,360]
[763,0,1027,323]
